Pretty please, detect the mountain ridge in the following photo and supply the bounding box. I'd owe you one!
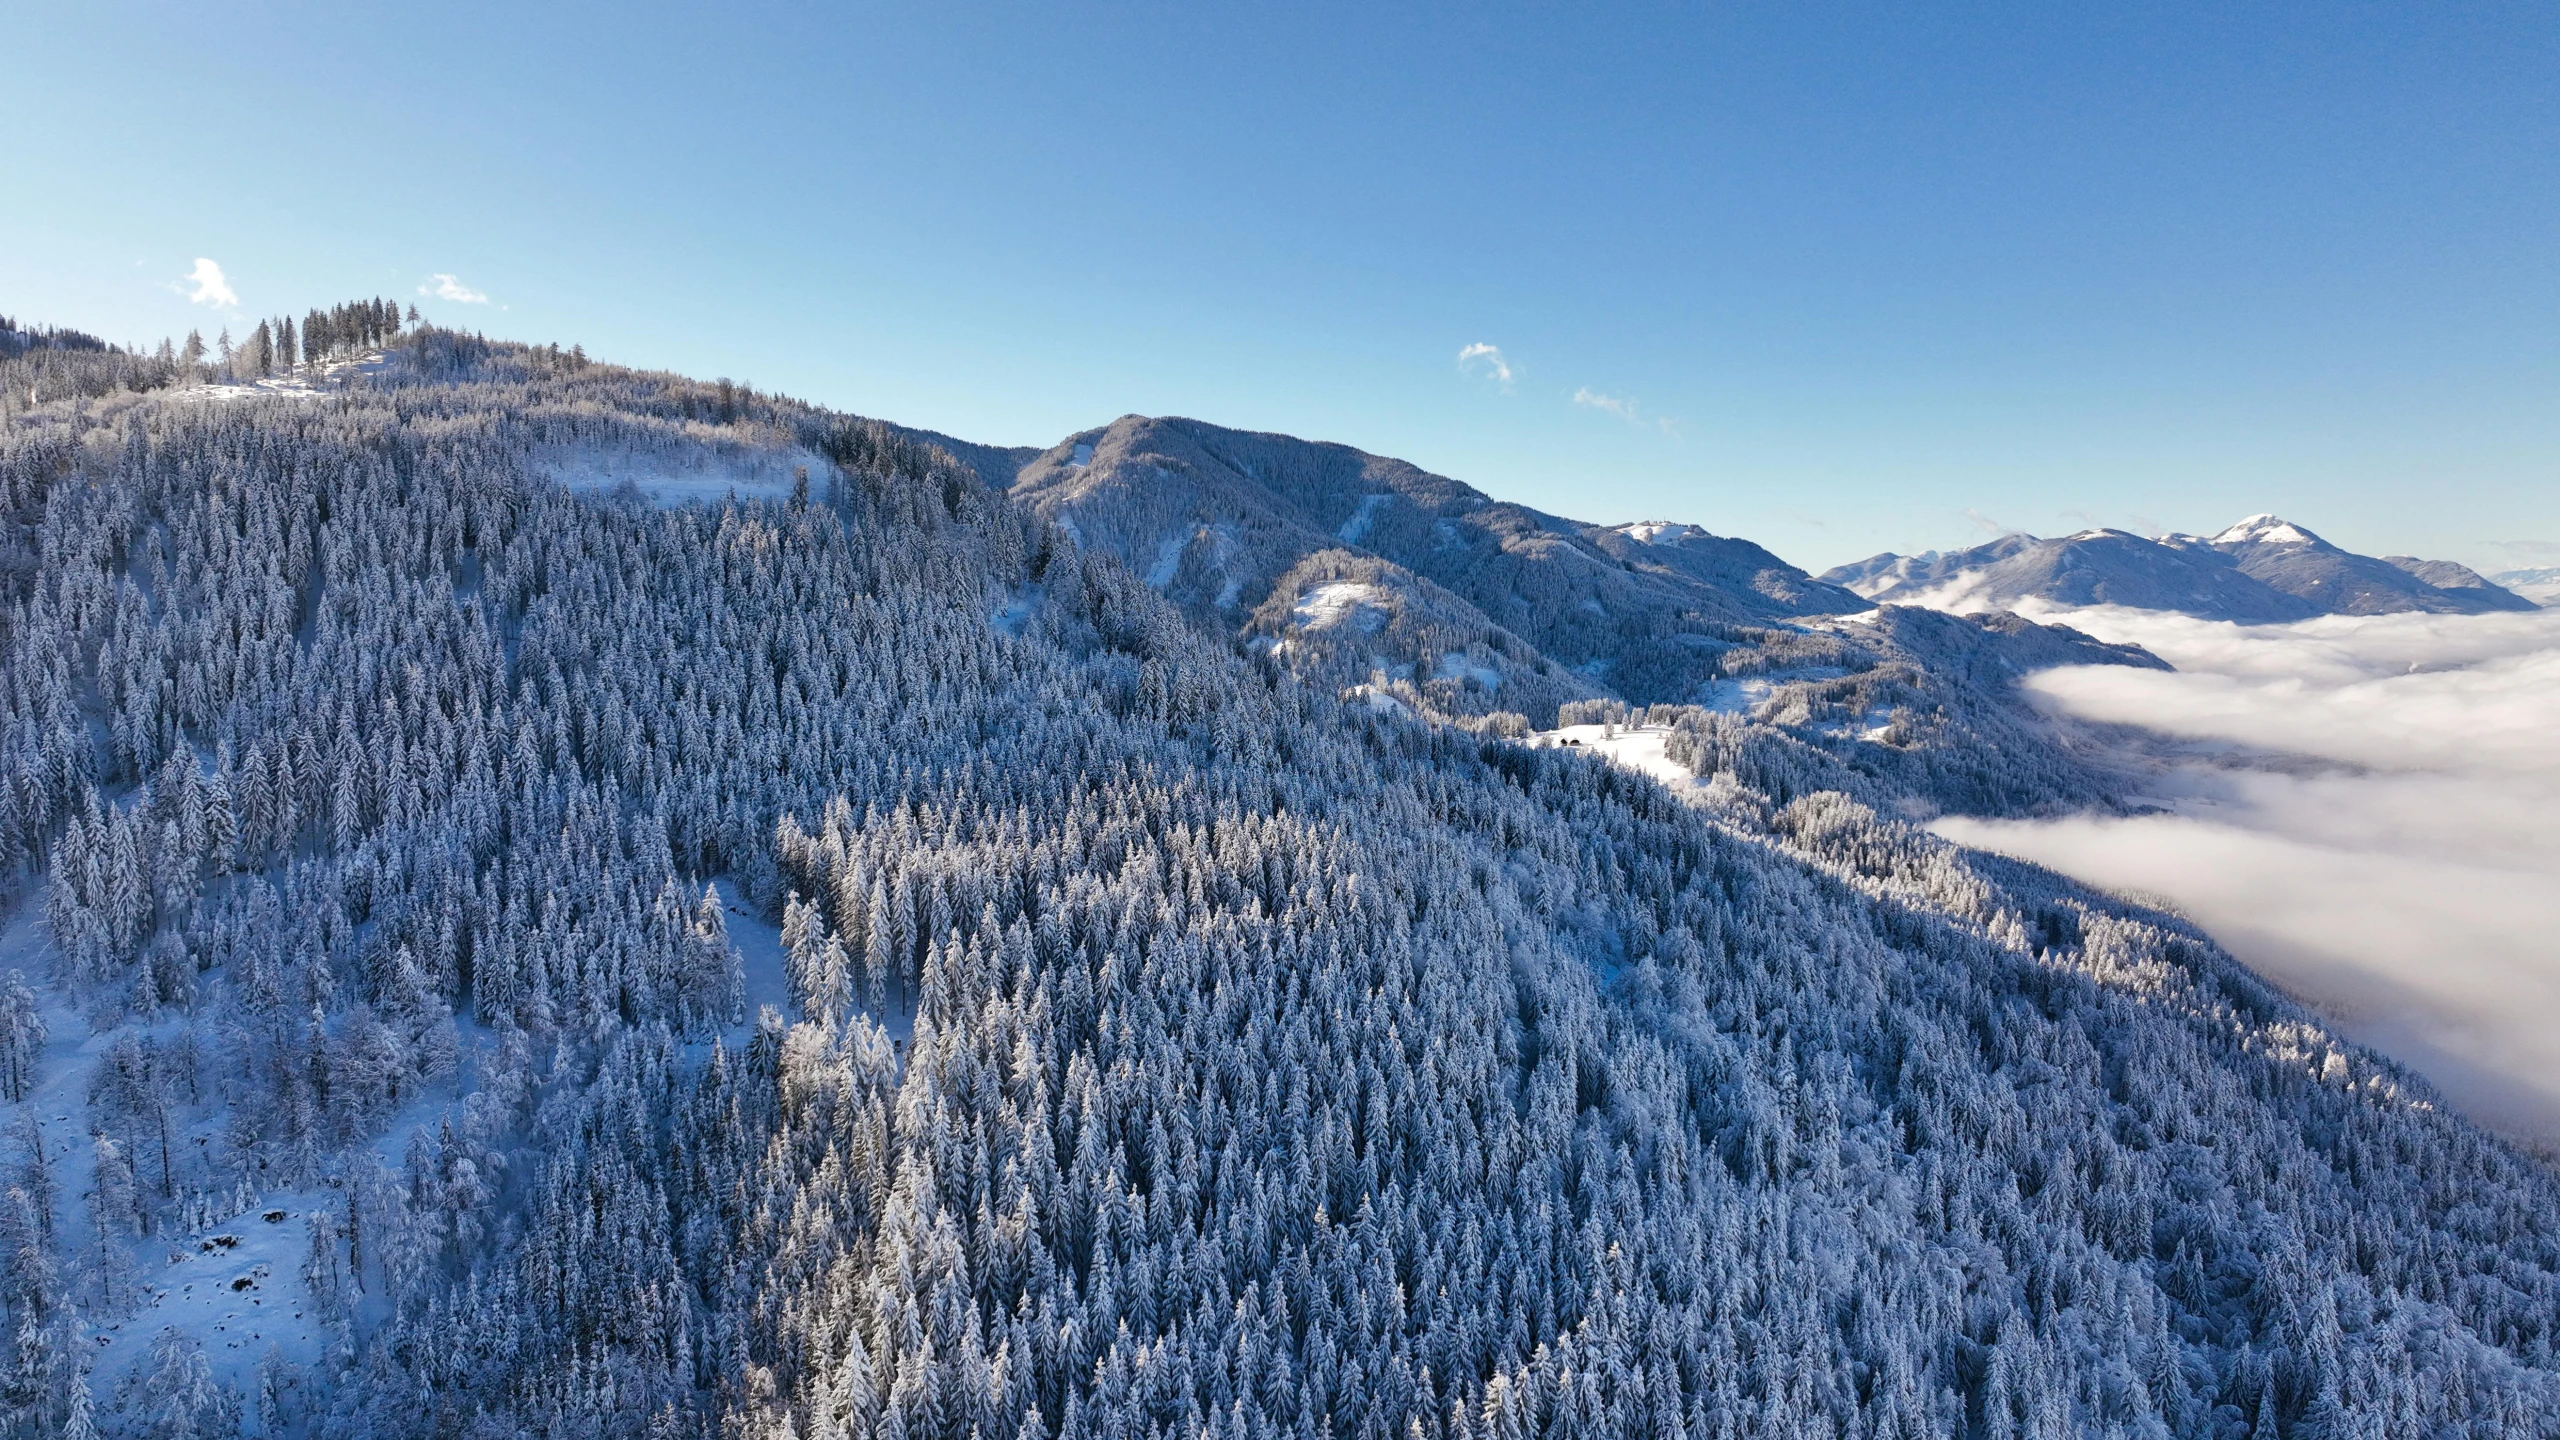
[1827,514,2536,620]
[981,412,2175,817]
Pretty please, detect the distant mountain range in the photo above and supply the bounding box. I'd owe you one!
[1823,514,2538,620]
[918,411,2543,650]
[2491,566,2560,606]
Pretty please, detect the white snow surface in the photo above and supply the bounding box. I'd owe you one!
[1432,652,1504,689]
[1341,685,1412,717]
[992,587,1042,637]
[178,379,325,405]
[1693,676,1781,714]
[1691,666,1846,715]
[99,1193,336,1411]
[1526,724,1714,800]
[705,878,912,1048]
[712,879,790,1043]
[173,353,389,405]
[539,440,833,508]
[1613,521,1702,546]
[1144,533,1188,589]
[1290,581,1391,634]
[2209,514,2318,547]
[1336,494,1393,545]
[1138,523,1240,595]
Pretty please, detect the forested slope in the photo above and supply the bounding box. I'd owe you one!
[0,325,2555,1440]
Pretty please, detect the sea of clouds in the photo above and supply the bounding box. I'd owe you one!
[1934,605,2560,1148]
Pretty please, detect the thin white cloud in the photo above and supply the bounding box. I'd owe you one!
[1937,605,2560,1146]
[183,257,237,309]
[420,273,490,304]
[1457,342,1514,390]
[1571,386,1635,419]
[1571,387,1684,439]
[1962,507,2012,538]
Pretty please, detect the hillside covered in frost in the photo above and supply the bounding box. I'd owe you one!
[2,317,2558,1439]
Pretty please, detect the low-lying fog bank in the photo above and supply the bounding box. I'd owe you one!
[1936,606,2560,1149]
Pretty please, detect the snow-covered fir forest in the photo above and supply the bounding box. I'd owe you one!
[2,313,2558,1440]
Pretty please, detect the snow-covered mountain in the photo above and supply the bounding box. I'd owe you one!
[2486,566,2560,606]
[5,316,2560,1439]
[1823,527,2319,621]
[1003,416,1877,707]
[1827,514,2535,620]
[1011,415,1869,637]
[986,414,2174,820]
[2207,513,2535,615]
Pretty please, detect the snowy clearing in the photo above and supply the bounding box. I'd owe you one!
[1290,581,1391,634]
[1525,723,1713,799]
[539,440,833,508]
[171,352,388,405]
[1613,521,1703,546]
[1432,651,1503,689]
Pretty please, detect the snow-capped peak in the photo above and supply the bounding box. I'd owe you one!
[2212,514,2319,547]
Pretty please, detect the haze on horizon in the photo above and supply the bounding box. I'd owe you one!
[5,1,2556,576]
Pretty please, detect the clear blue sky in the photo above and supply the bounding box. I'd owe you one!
[6,1,2555,573]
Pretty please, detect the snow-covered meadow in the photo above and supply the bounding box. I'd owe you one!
[537,438,834,507]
